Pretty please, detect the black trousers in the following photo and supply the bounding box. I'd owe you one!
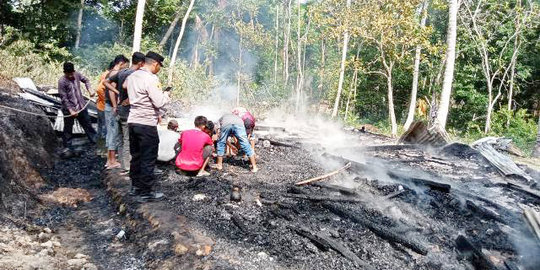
[129,123,159,193]
[63,108,97,148]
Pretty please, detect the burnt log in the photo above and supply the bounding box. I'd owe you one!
[384,189,407,200]
[284,193,364,203]
[455,235,499,270]
[293,226,374,269]
[324,202,429,255]
[260,138,298,148]
[466,200,505,224]
[503,260,521,270]
[387,171,451,193]
[499,182,540,202]
[312,182,359,196]
[231,212,249,233]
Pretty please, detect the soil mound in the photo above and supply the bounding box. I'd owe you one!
[0,89,58,215]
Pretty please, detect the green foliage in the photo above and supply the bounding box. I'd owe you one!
[490,109,538,155]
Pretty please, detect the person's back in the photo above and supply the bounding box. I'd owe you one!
[127,68,166,126]
[219,113,244,128]
[175,129,213,171]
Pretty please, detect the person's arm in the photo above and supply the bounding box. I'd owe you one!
[147,77,170,109]
[58,79,78,116]
[104,72,120,95]
[79,73,94,97]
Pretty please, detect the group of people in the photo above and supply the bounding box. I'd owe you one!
[57,51,258,202]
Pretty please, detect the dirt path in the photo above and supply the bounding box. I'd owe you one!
[0,140,143,270]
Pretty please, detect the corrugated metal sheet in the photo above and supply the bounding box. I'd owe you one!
[398,121,450,147]
[472,139,534,183]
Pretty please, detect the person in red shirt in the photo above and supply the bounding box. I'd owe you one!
[175,116,214,176]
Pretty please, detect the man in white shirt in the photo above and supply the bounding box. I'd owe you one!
[125,51,170,202]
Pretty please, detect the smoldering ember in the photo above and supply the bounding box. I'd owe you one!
[0,1,540,270]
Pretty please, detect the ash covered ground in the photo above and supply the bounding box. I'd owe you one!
[146,114,540,270]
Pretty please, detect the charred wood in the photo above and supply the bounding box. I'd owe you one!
[465,200,505,224]
[387,171,451,193]
[261,138,299,148]
[293,226,374,269]
[231,212,249,233]
[503,261,521,270]
[498,182,540,202]
[324,203,429,255]
[455,235,499,270]
[384,189,407,200]
[312,182,359,196]
[284,193,364,203]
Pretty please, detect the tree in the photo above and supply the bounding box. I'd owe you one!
[459,0,533,133]
[168,0,196,85]
[360,0,425,136]
[435,0,459,130]
[159,11,183,48]
[404,1,429,131]
[331,0,352,118]
[75,0,84,49]
[132,0,146,53]
[534,115,540,157]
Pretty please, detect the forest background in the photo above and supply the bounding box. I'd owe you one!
[0,0,538,155]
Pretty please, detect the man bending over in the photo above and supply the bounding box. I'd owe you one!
[175,116,214,177]
[216,113,258,172]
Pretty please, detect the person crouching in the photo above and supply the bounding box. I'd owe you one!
[216,113,258,172]
[175,116,214,177]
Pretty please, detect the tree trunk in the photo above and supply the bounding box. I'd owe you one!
[435,0,458,129]
[344,44,361,121]
[274,5,279,84]
[132,0,146,53]
[75,0,84,49]
[387,65,398,136]
[168,0,196,85]
[159,11,182,48]
[533,115,540,158]
[317,40,325,101]
[404,1,428,131]
[283,0,292,86]
[331,0,352,118]
[507,0,523,127]
[237,34,243,106]
[295,0,303,112]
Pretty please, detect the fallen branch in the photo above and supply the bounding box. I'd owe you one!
[295,163,351,186]
[293,226,374,269]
